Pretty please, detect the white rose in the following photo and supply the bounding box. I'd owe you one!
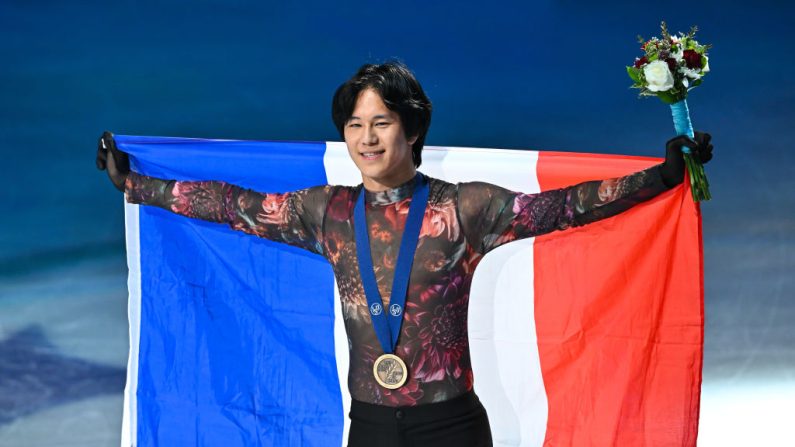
[643,60,674,92]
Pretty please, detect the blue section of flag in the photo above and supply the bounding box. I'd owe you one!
[115,135,343,446]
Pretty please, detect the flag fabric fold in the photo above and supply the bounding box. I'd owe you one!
[118,136,702,447]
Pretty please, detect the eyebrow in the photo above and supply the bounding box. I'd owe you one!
[348,114,391,120]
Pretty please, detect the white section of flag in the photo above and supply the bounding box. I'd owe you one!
[121,199,141,447]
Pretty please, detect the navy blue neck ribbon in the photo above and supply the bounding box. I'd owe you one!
[353,171,429,355]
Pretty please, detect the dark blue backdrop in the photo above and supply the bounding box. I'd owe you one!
[1,0,793,443]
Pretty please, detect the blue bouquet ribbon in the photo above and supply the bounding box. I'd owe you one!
[670,99,694,153]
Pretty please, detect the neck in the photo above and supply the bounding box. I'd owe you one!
[362,167,417,192]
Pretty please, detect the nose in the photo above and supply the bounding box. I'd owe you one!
[362,125,378,145]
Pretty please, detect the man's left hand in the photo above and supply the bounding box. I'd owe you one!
[660,131,714,188]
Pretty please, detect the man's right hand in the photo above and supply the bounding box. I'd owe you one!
[96,131,130,193]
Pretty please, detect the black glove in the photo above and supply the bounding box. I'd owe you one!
[96,131,130,193]
[660,130,713,188]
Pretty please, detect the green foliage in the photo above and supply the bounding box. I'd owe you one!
[626,66,641,83]
[660,21,671,41]
[656,89,680,104]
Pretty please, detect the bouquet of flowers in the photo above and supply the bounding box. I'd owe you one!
[626,21,712,201]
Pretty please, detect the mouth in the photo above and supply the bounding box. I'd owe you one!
[359,150,385,161]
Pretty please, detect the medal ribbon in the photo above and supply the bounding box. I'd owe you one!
[354,172,429,355]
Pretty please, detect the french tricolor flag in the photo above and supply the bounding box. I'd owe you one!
[118,135,703,446]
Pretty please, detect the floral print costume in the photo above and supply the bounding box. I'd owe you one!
[125,162,673,406]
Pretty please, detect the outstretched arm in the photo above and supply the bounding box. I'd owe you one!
[97,131,331,256]
[457,162,670,255]
[457,131,713,255]
[124,171,332,256]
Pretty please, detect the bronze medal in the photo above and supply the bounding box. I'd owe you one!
[373,353,408,389]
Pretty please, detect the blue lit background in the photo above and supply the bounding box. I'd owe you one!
[1,1,792,444]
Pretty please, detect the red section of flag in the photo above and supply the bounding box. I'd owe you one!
[534,151,703,446]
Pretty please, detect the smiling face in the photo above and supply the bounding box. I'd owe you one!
[344,88,418,192]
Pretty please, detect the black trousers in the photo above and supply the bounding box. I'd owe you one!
[347,390,493,447]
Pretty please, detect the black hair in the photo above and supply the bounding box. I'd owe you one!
[331,61,432,168]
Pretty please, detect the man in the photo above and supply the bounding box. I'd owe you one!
[96,61,713,447]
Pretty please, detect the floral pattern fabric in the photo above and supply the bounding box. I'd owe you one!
[125,163,672,406]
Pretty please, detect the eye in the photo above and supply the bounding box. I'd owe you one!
[347,123,361,128]
[375,122,389,127]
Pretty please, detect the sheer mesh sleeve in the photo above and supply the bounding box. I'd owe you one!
[124,171,331,256]
[457,162,673,255]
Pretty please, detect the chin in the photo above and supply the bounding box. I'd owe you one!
[357,163,388,177]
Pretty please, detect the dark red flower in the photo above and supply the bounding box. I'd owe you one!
[403,287,469,383]
[326,189,354,222]
[382,198,410,230]
[665,58,677,73]
[416,271,465,305]
[634,56,648,68]
[171,181,228,221]
[683,49,703,69]
[379,377,423,406]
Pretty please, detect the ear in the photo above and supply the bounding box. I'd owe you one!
[408,134,419,146]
